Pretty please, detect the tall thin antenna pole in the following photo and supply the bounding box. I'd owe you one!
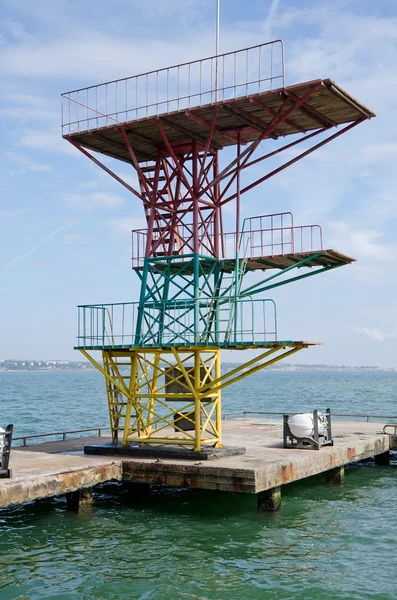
[215,0,220,101]
[216,0,220,57]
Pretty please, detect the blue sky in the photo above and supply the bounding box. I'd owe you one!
[1,0,396,366]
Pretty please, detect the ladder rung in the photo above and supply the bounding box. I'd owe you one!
[147,176,166,182]
[152,250,180,257]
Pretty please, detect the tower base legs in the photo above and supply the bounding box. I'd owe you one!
[79,343,307,452]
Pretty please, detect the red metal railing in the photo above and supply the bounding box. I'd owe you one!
[131,212,323,267]
[61,40,285,135]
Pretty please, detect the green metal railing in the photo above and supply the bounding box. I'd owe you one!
[76,297,277,349]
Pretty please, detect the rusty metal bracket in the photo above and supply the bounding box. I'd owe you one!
[383,423,397,435]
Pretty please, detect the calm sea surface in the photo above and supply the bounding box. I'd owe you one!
[0,370,396,599]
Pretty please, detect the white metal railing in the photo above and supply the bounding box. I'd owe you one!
[62,40,285,135]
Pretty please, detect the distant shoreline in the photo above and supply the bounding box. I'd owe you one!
[0,366,395,374]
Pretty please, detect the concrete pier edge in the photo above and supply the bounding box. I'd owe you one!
[0,420,395,511]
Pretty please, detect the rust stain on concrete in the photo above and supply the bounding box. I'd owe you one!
[281,463,294,484]
[231,476,245,492]
[347,447,357,459]
[0,462,122,509]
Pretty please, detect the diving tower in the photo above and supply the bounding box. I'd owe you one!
[62,40,375,451]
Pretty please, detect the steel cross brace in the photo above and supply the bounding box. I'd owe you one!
[240,261,344,299]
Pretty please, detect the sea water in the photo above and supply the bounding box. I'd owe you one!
[0,370,396,599]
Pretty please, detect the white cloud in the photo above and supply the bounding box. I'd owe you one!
[3,0,212,25]
[0,32,210,82]
[329,222,396,262]
[62,191,125,210]
[351,142,397,166]
[1,93,48,107]
[262,0,281,40]
[283,7,397,85]
[0,5,263,85]
[134,0,211,17]
[0,91,58,129]
[0,106,57,121]
[356,328,397,343]
[107,216,147,235]
[17,127,75,155]
[5,151,52,173]
[1,17,32,42]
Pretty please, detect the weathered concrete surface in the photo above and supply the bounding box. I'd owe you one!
[0,436,122,508]
[0,421,392,509]
[122,420,390,493]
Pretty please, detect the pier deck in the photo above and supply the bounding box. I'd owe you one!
[0,420,394,509]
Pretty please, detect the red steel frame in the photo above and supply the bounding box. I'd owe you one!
[132,216,324,267]
[67,81,365,262]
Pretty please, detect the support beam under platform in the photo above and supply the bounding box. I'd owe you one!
[79,343,310,451]
[325,466,345,484]
[375,451,390,466]
[257,486,281,511]
[66,488,93,512]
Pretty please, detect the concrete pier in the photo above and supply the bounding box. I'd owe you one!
[0,419,394,511]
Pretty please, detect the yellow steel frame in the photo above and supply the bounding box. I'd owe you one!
[79,343,306,451]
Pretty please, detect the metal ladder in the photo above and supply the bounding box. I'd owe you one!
[222,257,248,342]
[141,164,182,257]
[102,313,136,442]
[223,234,250,342]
